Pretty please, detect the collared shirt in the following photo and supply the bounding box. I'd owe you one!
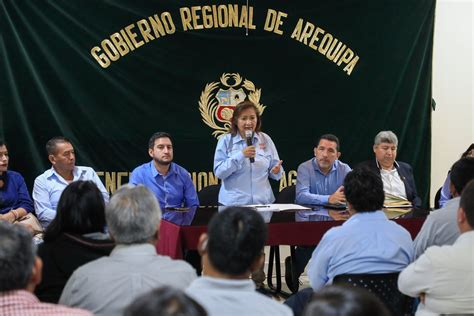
[0,171,34,214]
[308,211,414,291]
[0,290,90,316]
[33,166,109,228]
[59,243,197,316]
[377,160,407,199]
[186,276,292,316]
[399,231,474,316]
[438,172,451,208]
[214,132,283,205]
[129,161,199,219]
[413,197,460,259]
[295,158,351,205]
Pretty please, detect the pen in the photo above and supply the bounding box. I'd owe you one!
[254,205,270,208]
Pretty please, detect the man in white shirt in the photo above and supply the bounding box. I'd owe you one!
[33,137,109,228]
[60,185,197,316]
[398,179,474,315]
[186,207,292,316]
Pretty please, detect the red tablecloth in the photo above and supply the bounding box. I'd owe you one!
[156,217,425,260]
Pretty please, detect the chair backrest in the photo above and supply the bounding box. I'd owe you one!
[276,185,296,203]
[333,273,412,316]
[198,184,221,206]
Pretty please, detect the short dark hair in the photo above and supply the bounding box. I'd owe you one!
[461,143,474,158]
[0,222,36,292]
[44,181,106,242]
[460,179,474,228]
[450,157,474,195]
[316,134,340,151]
[0,140,6,147]
[148,132,172,149]
[124,286,207,316]
[344,168,384,212]
[207,207,267,275]
[46,136,72,155]
[303,285,391,316]
[229,101,262,136]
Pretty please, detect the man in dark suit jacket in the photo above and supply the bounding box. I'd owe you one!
[357,131,421,208]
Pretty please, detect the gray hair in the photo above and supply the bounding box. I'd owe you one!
[374,131,398,146]
[106,184,162,244]
[0,222,36,292]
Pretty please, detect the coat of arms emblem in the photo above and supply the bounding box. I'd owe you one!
[199,73,266,138]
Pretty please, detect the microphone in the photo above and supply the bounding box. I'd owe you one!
[245,130,255,163]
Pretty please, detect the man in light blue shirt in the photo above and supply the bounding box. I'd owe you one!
[286,134,351,292]
[308,168,413,290]
[130,132,199,220]
[33,137,109,228]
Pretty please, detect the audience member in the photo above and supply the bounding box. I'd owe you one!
[357,130,421,208]
[302,285,391,316]
[35,181,114,303]
[59,185,196,315]
[0,140,34,222]
[124,286,207,316]
[186,207,292,316]
[413,157,474,258]
[287,134,351,292]
[398,179,474,315]
[130,132,199,215]
[33,136,109,228]
[308,168,413,290]
[438,143,473,208]
[0,221,90,315]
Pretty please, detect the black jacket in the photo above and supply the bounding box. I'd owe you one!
[356,159,421,209]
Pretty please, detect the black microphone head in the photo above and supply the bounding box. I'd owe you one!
[245,130,253,146]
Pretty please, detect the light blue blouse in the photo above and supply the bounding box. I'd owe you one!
[213,132,283,205]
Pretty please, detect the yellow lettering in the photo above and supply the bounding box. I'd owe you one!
[300,22,315,45]
[161,12,176,34]
[110,33,130,56]
[291,18,304,40]
[337,48,354,66]
[308,27,325,50]
[180,7,192,31]
[228,4,239,27]
[217,5,228,28]
[343,55,359,75]
[148,15,166,37]
[101,39,120,61]
[202,6,213,28]
[125,24,144,48]
[318,33,333,54]
[91,46,110,68]
[191,6,204,30]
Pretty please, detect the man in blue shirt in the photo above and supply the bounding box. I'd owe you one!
[286,134,351,292]
[130,132,199,220]
[308,168,413,290]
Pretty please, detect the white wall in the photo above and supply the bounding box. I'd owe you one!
[431,0,473,206]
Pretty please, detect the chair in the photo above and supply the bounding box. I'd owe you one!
[333,273,413,316]
[197,184,221,206]
[267,185,296,295]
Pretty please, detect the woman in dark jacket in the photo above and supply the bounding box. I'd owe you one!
[35,180,114,303]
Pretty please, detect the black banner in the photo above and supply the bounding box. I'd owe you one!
[0,0,435,206]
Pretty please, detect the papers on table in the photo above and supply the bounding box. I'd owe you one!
[384,193,412,208]
[243,204,312,212]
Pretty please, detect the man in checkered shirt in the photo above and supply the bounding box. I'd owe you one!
[0,221,90,316]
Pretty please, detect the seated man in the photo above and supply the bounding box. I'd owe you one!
[413,157,474,258]
[59,185,197,315]
[398,179,474,315]
[186,207,292,316]
[130,132,199,218]
[33,136,109,228]
[357,130,421,208]
[308,168,413,291]
[287,134,351,292]
[0,222,90,315]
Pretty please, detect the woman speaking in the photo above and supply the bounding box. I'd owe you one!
[213,100,283,205]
